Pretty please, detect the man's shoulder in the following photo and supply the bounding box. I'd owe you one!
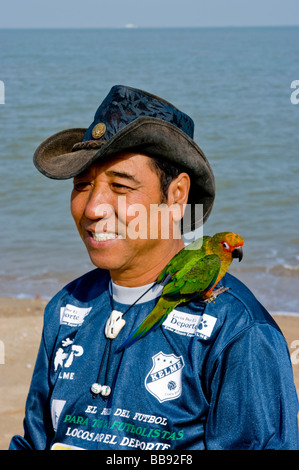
[44,268,109,320]
[206,272,280,331]
[62,267,110,300]
[40,268,110,358]
[199,273,290,372]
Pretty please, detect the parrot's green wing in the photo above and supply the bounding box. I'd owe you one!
[117,254,220,351]
[161,254,221,296]
[156,236,210,283]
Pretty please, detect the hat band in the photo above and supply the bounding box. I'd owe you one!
[72,140,107,151]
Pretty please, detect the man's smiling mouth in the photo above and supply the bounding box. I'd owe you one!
[88,231,122,242]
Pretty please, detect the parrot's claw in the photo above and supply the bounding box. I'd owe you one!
[204,286,230,303]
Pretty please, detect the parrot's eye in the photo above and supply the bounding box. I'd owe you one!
[222,242,229,249]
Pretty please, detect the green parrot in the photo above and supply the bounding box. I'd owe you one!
[117,232,244,351]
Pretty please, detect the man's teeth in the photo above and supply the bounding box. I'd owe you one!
[91,232,118,241]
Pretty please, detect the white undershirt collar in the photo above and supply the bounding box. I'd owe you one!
[110,279,166,305]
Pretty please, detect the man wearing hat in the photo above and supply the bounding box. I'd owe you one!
[10,86,298,450]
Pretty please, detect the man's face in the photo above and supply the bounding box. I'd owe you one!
[71,152,184,285]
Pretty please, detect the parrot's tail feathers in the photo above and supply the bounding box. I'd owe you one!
[116,310,170,352]
[115,329,143,352]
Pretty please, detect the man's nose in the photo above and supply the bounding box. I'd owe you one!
[84,185,115,221]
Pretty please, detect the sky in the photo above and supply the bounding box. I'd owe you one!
[0,0,299,28]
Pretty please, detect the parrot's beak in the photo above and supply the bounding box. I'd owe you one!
[232,246,243,262]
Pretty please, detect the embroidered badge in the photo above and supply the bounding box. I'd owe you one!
[145,351,184,403]
[162,310,217,340]
[60,304,92,327]
[197,313,217,339]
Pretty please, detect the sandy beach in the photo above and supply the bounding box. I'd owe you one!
[0,296,299,450]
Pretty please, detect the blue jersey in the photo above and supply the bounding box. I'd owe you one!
[9,269,299,450]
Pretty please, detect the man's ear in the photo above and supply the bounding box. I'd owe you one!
[167,172,190,222]
[168,172,190,205]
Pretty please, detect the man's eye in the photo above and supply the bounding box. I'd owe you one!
[111,183,132,191]
[73,182,91,192]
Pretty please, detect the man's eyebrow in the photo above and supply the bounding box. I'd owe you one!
[105,170,141,185]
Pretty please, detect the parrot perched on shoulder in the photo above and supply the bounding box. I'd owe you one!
[117,232,244,351]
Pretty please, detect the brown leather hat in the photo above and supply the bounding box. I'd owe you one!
[33,85,215,232]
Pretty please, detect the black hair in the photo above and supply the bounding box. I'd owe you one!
[149,157,186,203]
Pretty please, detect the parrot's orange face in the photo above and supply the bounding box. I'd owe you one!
[207,232,244,262]
[219,233,244,262]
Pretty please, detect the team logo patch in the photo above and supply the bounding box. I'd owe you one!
[163,310,217,340]
[145,351,184,403]
[60,304,92,327]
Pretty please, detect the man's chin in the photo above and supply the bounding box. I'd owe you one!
[87,252,125,273]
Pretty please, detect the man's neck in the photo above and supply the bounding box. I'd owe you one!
[109,238,185,287]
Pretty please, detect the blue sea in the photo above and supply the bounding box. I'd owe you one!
[0,27,298,313]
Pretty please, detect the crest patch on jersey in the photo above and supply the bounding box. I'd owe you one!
[145,351,184,403]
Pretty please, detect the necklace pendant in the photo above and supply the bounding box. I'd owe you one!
[91,383,102,395]
[91,383,111,398]
[101,385,111,397]
[105,310,126,339]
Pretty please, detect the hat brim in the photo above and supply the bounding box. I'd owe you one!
[33,117,215,231]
